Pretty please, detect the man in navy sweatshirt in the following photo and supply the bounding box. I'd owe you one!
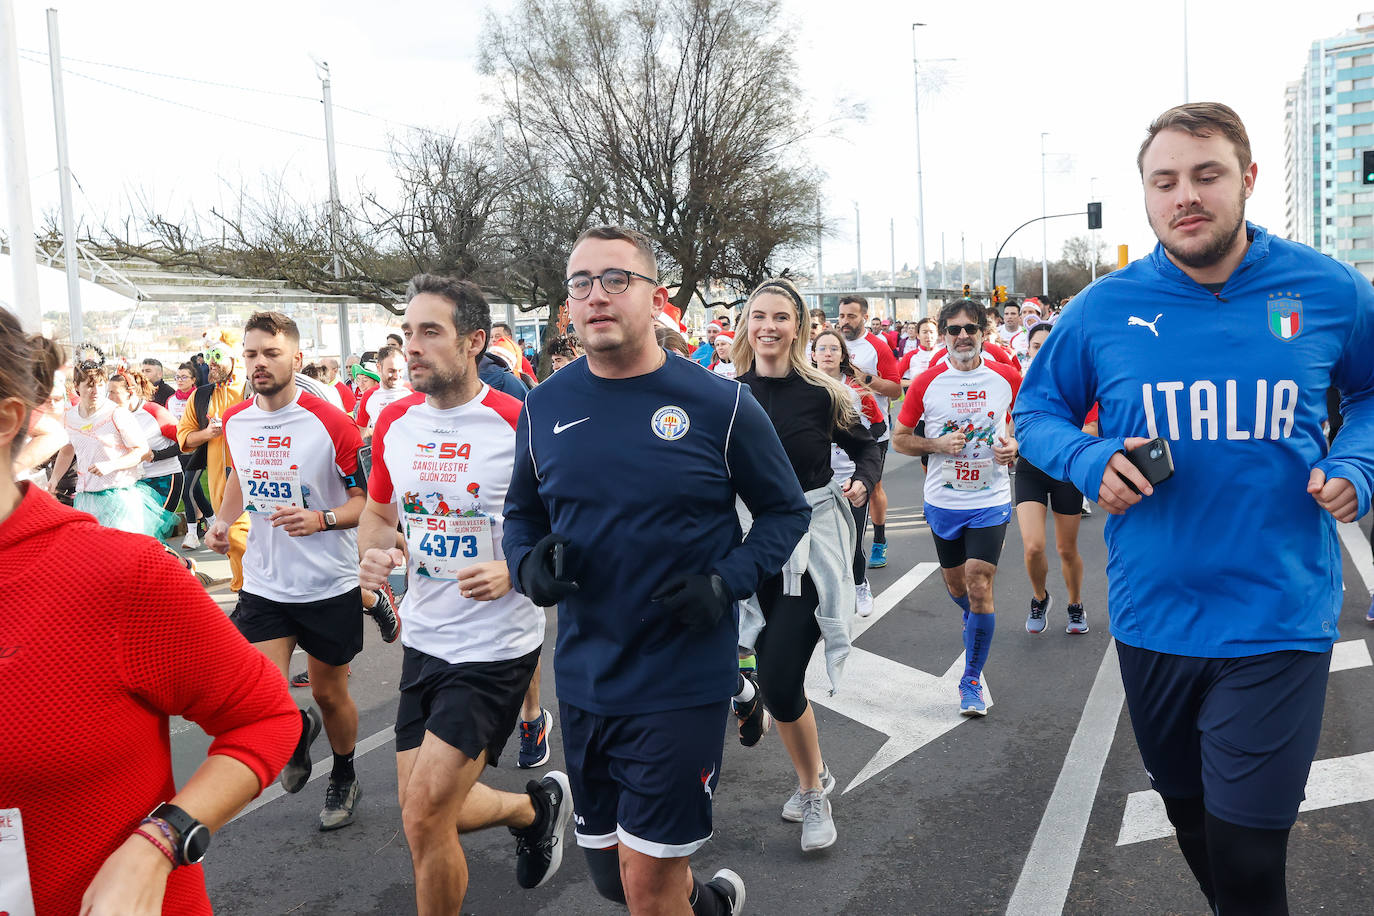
[1016,103,1374,916]
[503,225,809,916]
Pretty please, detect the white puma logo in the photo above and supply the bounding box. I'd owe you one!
[553,417,591,434]
[701,765,716,800]
[1128,313,1163,337]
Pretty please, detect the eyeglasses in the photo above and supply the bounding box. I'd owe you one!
[175,374,193,381]
[206,347,227,363]
[565,268,657,300]
[946,324,982,337]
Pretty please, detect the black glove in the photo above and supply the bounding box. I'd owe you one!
[651,573,733,633]
[518,533,579,607]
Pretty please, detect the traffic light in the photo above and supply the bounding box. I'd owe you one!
[962,283,971,298]
[1087,201,1102,230]
[1364,150,1374,184]
[993,285,1007,304]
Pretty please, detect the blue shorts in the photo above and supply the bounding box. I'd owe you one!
[924,502,1012,542]
[1116,641,1331,830]
[560,700,727,859]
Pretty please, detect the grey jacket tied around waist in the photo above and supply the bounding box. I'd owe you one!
[737,479,858,694]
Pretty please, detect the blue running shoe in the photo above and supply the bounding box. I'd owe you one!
[518,709,552,769]
[868,542,888,568]
[1367,593,1374,624]
[959,677,988,717]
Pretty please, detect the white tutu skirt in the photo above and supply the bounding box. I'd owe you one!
[75,485,178,538]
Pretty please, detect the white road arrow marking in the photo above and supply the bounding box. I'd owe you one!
[803,561,993,794]
[1116,749,1374,846]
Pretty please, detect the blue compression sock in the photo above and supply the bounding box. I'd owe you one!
[949,590,971,627]
[963,613,995,680]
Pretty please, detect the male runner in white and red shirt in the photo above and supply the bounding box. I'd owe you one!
[894,298,1020,718]
[837,295,902,569]
[206,311,377,833]
[355,345,412,437]
[356,274,570,913]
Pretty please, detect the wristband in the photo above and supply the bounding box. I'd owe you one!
[317,510,326,532]
[134,828,178,868]
[141,816,177,848]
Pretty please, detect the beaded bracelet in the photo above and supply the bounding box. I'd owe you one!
[134,828,178,869]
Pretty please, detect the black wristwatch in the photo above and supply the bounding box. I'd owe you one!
[864,373,874,385]
[148,803,210,866]
[323,510,338,530]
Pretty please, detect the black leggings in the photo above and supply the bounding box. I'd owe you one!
[181,464,215,525]
[754,573,820,723]
[850,503,868,585]
[1162,794,1291,915]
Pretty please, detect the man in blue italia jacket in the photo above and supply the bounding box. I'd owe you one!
[503,225,809,916]
[1015,103,1374,916]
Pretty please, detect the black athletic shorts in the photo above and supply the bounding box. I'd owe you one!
[394,645,540,765]
[231,587,363,667]
[1013,457,1083,516]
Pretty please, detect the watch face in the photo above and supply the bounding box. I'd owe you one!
[183,823,210,864]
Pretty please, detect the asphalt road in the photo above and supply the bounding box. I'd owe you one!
[177,452,1374,915]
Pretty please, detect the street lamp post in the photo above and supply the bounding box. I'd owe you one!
[912,24,930,316]
[1090,176,1099,282]
[1040,131,1049,299]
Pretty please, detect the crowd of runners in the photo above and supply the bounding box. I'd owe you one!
[3,101,1373,916]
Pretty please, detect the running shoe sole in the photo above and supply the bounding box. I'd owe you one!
[707,868,747,915]
[280,706,323,794]
[1026,594,1053,635]
[960,705,989,718]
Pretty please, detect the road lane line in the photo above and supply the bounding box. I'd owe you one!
[229,725,396,824]
[1005,641,1124,916]
[1338,521,1374,593]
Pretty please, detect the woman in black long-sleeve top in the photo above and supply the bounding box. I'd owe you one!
[732,277,880,854]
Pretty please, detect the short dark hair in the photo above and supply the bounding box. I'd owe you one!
[244,310,300,345]
[1027,323,1053,345]
[1003,301,1020,313]
[177,361,195,376]
[141,357,163,370]
[386,332,403,344]
[915,317,936,334]
[572,225,658,277]
[492,322,514,339]
[405,273,492,355]
[1138,102,1252,174]
[839,295,869,314]
[809,307,826,322]
[376,345,403,363]
[937,298,988,336]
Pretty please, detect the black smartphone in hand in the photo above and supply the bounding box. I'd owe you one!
[1121,437,1174,495]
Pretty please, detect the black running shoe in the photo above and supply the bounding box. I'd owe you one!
[733,674,772,748]
[290,671,311,689]
[706,869,747,914]
[513,771,572,889]
[279,706,322,794]
[318,778,361,831]
[366,584,401,643]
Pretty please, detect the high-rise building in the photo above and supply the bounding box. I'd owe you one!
[1283,12,1374,279]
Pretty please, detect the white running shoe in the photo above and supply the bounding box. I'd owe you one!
[782,764,836,822]
[182,529,201,550]
[855,580,873,617]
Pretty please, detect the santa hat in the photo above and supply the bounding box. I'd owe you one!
[1022,298,1042,314]
[488,337,524,372]
[715,330,734,341]
[656,303,688,333]
[707,321,722,333]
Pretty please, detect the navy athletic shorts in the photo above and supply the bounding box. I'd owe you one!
[560,700,728,859]
[1116,640,1331,830]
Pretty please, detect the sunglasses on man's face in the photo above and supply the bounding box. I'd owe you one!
[946,324,981,337]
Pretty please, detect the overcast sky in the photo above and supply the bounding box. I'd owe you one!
[4,0,1372,294]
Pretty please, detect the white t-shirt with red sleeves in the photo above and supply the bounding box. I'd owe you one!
[898,360,1021,512]
[846,331,900,437]
[135,400,182,479]
[356,383,413,429]
[898,347,936,382]
[223,390,364,603]
[369,387,544,666]
[831,377,884,482]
